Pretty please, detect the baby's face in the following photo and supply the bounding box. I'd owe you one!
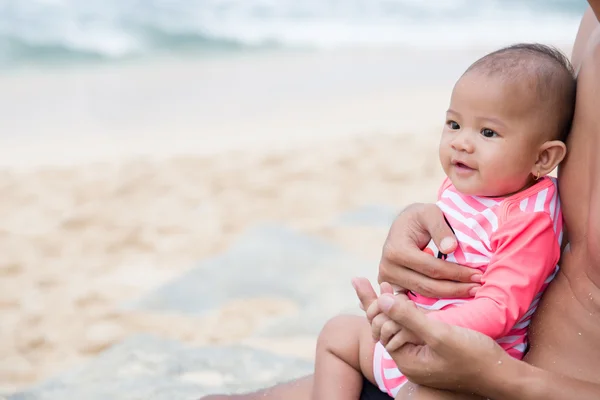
[439,71,546,197]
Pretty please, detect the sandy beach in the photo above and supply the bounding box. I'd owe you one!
[0,44,571,394]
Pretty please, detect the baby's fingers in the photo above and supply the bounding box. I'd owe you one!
[380,319,402,347]
[385,330,412,353]
[371,313,391,342]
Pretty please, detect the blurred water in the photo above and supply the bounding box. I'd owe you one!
[0,0,587,68]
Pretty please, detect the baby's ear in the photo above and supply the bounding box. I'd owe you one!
[534,140,567,176]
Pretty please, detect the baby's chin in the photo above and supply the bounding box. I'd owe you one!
[450,179,503,198]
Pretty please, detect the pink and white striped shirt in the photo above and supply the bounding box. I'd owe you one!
[374,176,563,397]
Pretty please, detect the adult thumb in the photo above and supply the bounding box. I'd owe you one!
[423,207,457,254]
[353,277,378,311]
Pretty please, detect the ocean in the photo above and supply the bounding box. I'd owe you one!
[0,0,587,69]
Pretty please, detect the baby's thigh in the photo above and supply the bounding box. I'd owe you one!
[395,383,484,400]
[317,315,376,371]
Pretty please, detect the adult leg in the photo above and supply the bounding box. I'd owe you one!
[200,315,385,400]
[394,383,482,400]
[199,376,313,400]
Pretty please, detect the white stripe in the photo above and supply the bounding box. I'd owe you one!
[373,343,388,393]
[558,230,564,246]
[481,208,499,232]
[495,335,522,344]
[442,191,500,231]
[534,188,548,212]
[513,320,531,330]
[446,253,458,263]
[437,202,491,248]
[384,367,402,379]
[512,343,527,353]
[549,190,557,222]
[553,197,561,233]
[544,265,559,283]
[463,252,490,265]
[519,303,539,321]
[520,198,528,211]
[471,195,500,208]
[416,299,468,310]
[455,229,493,257]
[441,191,479,214]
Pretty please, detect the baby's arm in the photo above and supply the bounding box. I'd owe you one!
[428,212,560,339]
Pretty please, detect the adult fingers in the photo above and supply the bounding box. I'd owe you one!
[379,262,480,299]
[352,277,378,311]
[378,294,446,347]
[380,246,481,285]
[380,281,395,295]
[419,205,458,254]
[363,282,394,314]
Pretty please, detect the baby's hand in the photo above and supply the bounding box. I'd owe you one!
[363,283,426,351]
[370,298,425,350]
[352,278,426,350]
[381,322,424,352]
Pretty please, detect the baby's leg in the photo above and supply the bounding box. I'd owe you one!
[312,315,378,400]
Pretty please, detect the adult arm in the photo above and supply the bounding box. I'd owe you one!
[589,0,600,20]
[378,203,481,298]
[375,294,600,400]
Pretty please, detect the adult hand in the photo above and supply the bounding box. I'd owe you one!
[376,293,510,395]
[379,203,481,298]
[353,278,399,342]
[353,277,421,346]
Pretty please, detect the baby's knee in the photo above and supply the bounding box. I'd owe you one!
[317,314,366,351]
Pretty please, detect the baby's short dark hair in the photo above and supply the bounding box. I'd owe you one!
[465,43,576,142]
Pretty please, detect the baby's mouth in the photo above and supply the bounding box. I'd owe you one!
[452,160,476,171]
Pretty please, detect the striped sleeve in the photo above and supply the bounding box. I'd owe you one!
[428,211,560,339]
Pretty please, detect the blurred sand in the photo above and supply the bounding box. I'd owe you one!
[0,132,444,392]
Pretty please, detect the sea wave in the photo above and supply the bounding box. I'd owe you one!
[0,0,587,68]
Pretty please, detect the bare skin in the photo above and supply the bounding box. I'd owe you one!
[311,314,377,399]
[200,3,600,400]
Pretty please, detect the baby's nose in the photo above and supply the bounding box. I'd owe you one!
[451,131,475,153]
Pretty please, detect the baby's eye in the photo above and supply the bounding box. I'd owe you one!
[481,128,498,138]
[447,120,460,130]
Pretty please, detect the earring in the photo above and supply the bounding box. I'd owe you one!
[534,171,541,181]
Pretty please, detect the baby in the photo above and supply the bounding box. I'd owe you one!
[312,43,577,400]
